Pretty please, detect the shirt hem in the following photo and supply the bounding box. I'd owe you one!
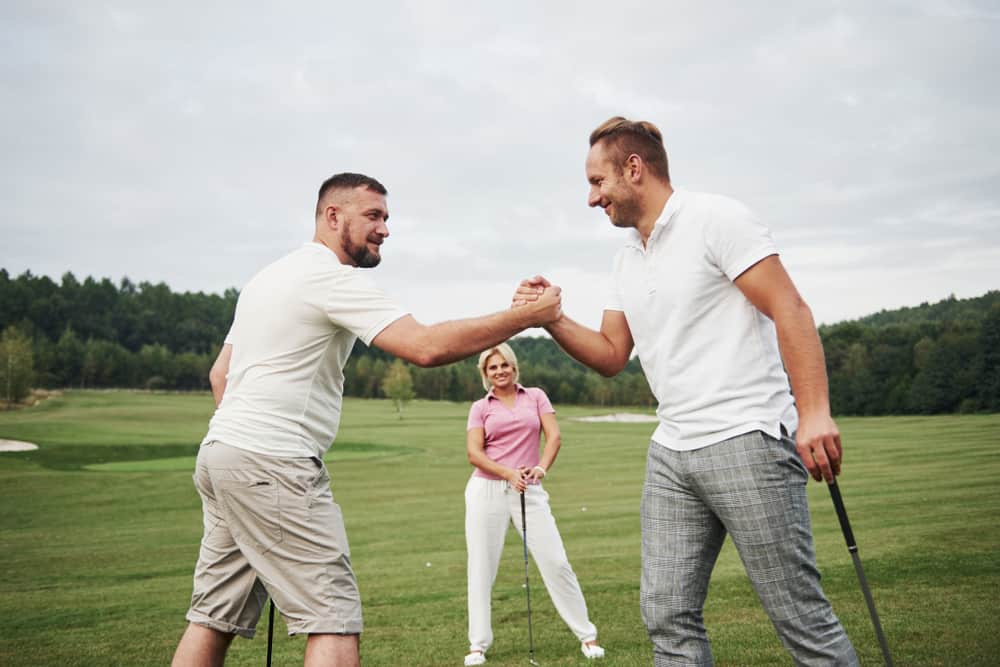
[650,421,788,451]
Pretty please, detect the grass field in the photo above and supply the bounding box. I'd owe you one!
[1,391,998,666]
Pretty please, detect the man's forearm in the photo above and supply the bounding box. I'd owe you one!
[418,308,537,366]
[546,316,625,377]
[211,380,226,407]
[775,301,831,416]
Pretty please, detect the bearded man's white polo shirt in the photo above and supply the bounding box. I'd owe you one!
[606,189,798,451]
[204,242,408,459]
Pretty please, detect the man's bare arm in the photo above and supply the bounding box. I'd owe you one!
[734,255,840,482]
[209,343,232,407]
[515,276,634,377]
[371,287,562,367]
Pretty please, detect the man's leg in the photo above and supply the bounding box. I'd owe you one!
[641,442,726,667]
[304,633,359,667]
[171,623,235,667]
[178,443,267,666]
[700,431,859,667]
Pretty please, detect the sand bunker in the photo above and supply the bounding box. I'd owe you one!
[0,439,39,452]
[573,413,658,423]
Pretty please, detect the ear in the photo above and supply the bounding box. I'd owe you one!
[324,204,340,230]
[624,154,643,183]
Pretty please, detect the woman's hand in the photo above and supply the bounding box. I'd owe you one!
[505,467,527,493]
[523,465,547,483]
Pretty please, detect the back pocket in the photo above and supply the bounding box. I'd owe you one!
[218,476,283,554]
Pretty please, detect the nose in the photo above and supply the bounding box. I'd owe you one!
[588,187,601,208]
[376,219,389,238]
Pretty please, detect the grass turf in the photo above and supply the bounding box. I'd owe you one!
[1,391,998,665]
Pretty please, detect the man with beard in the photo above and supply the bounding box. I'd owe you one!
[172,172,562,667]
[515,118,859,665]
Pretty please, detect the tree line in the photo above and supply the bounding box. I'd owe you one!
[1,268,997,413]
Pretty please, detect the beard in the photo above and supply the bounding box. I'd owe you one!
[341,223,382,268]
[607,189,644,229]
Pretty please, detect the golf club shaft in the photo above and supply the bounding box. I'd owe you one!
[266,598,275,667]
[520,491,536,663]
[827,480,893,667]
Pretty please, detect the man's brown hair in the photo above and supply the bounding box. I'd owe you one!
[589,116,670,182]
[315,172,388,216]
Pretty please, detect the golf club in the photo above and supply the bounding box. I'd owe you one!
[266,598,275,667]
[827,479,894,667]
[520,491,539,666]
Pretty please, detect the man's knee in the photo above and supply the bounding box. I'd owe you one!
[641,598,713,666]
[304,633,360,667]
[172,622,236,667]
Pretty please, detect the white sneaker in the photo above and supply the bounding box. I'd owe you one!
[464,651,486,666]
[581,642,605,659]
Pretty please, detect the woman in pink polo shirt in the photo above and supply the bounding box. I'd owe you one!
[462,342,605,666]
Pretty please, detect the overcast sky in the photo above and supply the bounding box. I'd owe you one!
[2,1,998,331]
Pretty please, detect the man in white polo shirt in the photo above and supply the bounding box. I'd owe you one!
[515,118,858,666]
[172,172,562,667]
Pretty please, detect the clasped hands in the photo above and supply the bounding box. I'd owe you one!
[512,275,559,326]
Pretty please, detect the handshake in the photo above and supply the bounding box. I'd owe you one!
[510,275,562,328]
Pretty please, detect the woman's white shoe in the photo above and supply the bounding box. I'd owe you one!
[464,651,487,666]
[581,642,606,659]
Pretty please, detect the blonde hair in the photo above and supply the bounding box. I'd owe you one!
[589,116,670,182]
[477,343,519,392]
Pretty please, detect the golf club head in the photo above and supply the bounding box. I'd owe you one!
[528,659,539,666]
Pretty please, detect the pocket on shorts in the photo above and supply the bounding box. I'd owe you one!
[217,475,283,554]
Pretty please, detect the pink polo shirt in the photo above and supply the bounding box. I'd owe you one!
[467,384,555,481]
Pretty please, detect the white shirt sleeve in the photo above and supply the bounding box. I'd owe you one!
[604,249,626,312]
[324,269,409,345]
[703,198,779,281]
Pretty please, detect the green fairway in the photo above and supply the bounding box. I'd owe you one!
[1,391,998,666]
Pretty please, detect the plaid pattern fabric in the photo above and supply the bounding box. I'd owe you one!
[640,431,858,666]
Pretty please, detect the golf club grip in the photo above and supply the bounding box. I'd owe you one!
[827,480,857,550]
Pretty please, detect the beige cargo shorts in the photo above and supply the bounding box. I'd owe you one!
[184,441,362,638]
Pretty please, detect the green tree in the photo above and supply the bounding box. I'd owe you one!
[55,327,84,387]
[381,360,415,418]
[0,326,35,407]
[979,304,1000,411]
[138,344,175,389]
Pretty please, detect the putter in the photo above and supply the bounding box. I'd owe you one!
[827,479,894,667]
[266,598,275,667]
[520,491,539,666]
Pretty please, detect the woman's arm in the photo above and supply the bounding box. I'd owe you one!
[466,426,526,492]
[526,412,561,482]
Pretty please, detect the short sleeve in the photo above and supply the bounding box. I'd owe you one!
[533,388,555,415]
[325,270,409,345]
[467,400,486,430]
[223,324,235,345]
[703,198,778,281]
[604,250,626,312]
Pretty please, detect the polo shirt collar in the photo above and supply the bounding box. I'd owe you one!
[624,188,684,250]
[486,383,526,401]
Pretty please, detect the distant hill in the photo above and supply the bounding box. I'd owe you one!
[852,290,1000,328]
[1,268,997,413]
[818,291,999,415]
